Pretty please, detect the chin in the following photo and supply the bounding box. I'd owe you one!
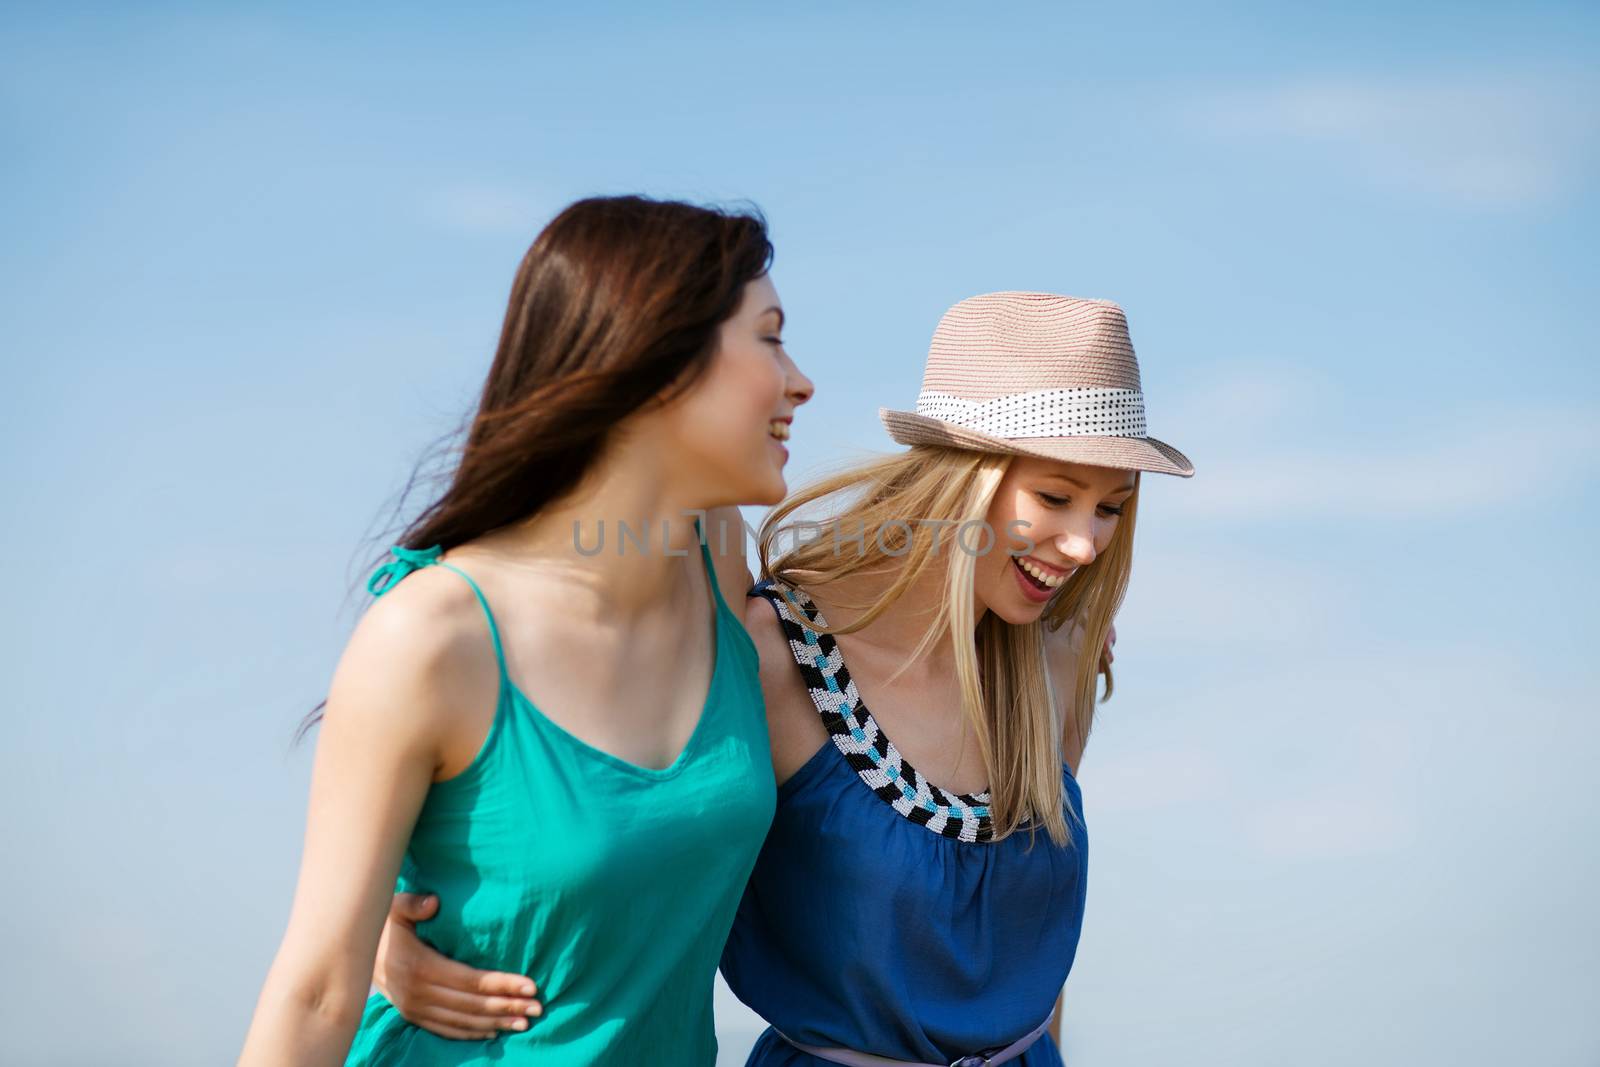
[755,471,788,504]
[975,580,1035,626]
[736,470,787,507]
[748,487,785,507]
[700,457,785,508]
[993,599,1049,627]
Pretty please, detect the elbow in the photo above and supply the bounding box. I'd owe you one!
[294,977,369,1032]
[240,967,371,1067]
[259,963,371,1034]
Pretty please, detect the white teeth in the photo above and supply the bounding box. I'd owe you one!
[769,420,790,441]
[1019,559,1064,588]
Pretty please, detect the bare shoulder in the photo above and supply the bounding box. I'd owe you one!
[327,565,501,773]
[740,587,793,679]
[742,588,829,786]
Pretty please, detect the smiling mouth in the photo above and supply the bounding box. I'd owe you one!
[1014,556,1068,591]
[768,419,790,441]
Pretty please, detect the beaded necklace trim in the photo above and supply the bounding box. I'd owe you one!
[753,578,995,842]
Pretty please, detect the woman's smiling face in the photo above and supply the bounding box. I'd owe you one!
[976,455,1137,624]
[659,273,814,507]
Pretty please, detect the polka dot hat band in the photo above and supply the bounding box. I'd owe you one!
[879,291,1196,477]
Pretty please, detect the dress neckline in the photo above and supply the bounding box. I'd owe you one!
[376,523,731,783]
[509,526,730,780]
[755,579,998,842]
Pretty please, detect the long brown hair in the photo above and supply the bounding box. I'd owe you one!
[299,195,773,739]
[407,195,772,552]
[758,446,1137,845]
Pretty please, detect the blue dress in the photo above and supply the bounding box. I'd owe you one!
[721,580,1089,1066]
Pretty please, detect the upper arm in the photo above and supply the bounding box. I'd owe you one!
[251,602,463,1029]
[1045,621,1089,774]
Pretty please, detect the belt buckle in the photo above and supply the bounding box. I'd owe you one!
[950,1057,991,1067]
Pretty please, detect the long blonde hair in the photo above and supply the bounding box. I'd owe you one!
[757,445,1139,845]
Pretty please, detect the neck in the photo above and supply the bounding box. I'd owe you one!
[479,439,711,614]
[812,554,990,672]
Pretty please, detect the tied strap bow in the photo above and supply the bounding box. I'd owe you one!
[367,544,445,598]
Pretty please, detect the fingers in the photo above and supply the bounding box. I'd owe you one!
[390,983,542,1040]
[373,895,544,1038]
[425,983,543,1022]
[390,892,440,924]
[373,902,440,996]
[425,953,538,1000]
[407,1002,534,1039]
[414,1022,494,1041]
[473,970,540,1000]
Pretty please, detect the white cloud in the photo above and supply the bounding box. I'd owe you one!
[1183,79,1600,208]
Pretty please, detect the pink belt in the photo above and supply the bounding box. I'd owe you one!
[774,1007,1056,1067]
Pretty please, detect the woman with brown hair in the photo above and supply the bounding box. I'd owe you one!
[376,292,1195,1065]
[237,195,814,1065]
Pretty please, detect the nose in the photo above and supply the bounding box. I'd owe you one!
[783,350,815,407]
[1052,523,1098,568]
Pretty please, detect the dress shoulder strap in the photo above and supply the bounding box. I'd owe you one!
[749,578,828,666]
[694,516,734,621]
[366,545,513,693]
[749,577,998,842]
[748,578,857,715]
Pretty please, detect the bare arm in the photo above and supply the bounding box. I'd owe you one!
[237,600,462,1065]
[1045,619,1113,1048]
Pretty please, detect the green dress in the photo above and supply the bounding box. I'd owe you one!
[344,531,775,1065]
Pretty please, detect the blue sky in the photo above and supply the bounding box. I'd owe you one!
[3,3,1597,1065]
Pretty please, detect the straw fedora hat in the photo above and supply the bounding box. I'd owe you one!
[879,291,1195,477]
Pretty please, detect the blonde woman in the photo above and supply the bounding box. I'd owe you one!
[374,292,1194,1066]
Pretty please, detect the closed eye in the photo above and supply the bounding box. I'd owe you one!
[1036,491,1125,516]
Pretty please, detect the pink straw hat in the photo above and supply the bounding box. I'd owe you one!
[879,291,1195,477]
